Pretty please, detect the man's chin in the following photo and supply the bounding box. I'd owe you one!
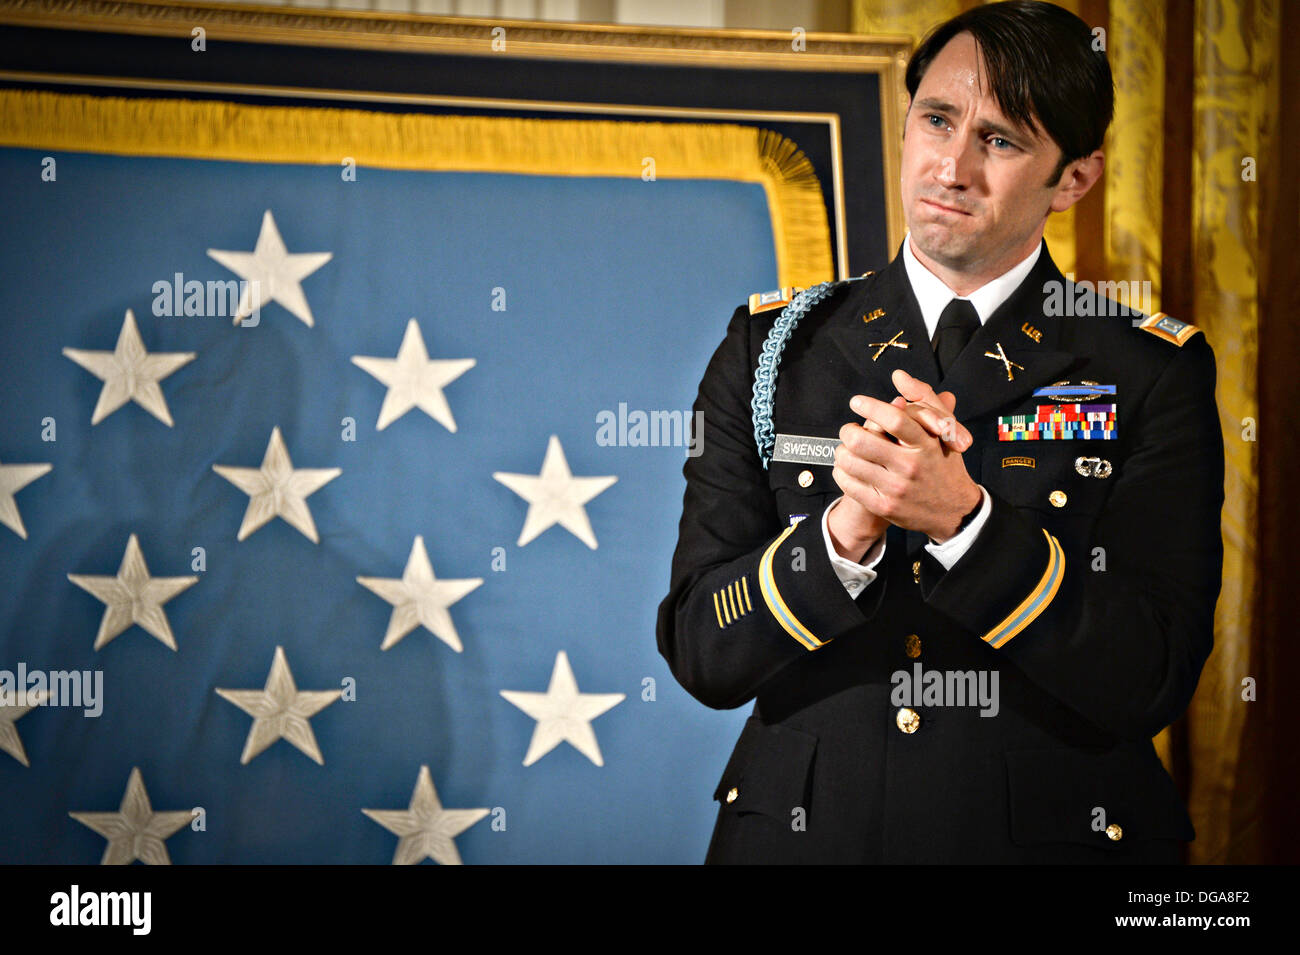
[909,229,976,270]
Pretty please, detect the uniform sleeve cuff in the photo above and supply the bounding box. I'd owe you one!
[822,497,887,598]
[925,485,991,570]
[920,494,1065,649]
[759,507,882,650]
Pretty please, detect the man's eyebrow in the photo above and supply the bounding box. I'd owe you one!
[914,97,1037,143]
[915,97,958,114]
[979,118,1033,143]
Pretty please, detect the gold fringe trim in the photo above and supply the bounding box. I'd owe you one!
[0,88,832,289]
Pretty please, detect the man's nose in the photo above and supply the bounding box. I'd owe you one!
[935,133,977,188]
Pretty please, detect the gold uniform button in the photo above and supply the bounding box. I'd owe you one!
[725,787,739,804]
[1049,490,1068,508]
[797,469,814,488]
[895,707,920,734]
[912,560,921,584]
[1106,823,1123,842]
[904,633,922,658]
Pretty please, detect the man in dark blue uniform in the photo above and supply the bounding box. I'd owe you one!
[656,0,1224,863]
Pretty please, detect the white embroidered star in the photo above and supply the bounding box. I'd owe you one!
[356,536,483,653]
[351,319,476,432]
[215,645,341,765]
[0,459,52,539]
[0,687,48,767]
[207,209,333,327]
[362,765,490,865]
[212,427,340,543]
[62,310,195,426]
[66,534,199,652]
[500,651,624,767]
[69,767,193,865]
[493,435,617,549]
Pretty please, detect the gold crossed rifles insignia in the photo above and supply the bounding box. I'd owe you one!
[865,334,1026,378]
[867,330,909,361]
[984,341,1024,381]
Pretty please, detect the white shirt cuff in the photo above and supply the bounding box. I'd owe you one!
[822,496,887,599]
[925,485,991,570]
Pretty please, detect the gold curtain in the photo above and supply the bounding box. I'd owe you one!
[1106,1,1165,304]
[852,0,1274,862]
[1185,0,1273,865]
[852,0,966,32]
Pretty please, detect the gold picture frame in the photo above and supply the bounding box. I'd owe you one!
[0,0,912,277]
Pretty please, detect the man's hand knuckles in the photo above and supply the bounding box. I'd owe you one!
[835,441,867,472]
[877,495,900,519]
[881,406,912,436]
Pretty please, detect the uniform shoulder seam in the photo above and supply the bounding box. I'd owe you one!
[745,272,876,316]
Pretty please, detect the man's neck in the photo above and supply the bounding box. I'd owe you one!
[907,234,1045,297]
[902,234,1044,340]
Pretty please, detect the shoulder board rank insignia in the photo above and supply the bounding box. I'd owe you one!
[748,287,801,315]
[1138,312,1203,346]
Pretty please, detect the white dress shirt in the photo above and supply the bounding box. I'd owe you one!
[821,235,1043,598]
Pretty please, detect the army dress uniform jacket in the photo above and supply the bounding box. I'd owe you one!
[655,244,1224,864]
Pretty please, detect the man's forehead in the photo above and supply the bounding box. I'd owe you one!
[914,32,1044,140]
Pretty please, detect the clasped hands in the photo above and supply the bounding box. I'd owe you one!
[828,368,983,562]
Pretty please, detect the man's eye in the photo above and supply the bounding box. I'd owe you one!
[926,114,946,128]
[990,137,1014,150]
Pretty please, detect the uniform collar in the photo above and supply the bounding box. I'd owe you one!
[826,241,1077,422]
[902,233,1043,340]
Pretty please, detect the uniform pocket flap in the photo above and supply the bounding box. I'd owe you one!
[1005,746,1195,849]
[982,444,1115,515]
[712,718,818,821]
[768,459,839,494]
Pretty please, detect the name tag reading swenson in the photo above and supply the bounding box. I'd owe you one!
[771,433,841,466]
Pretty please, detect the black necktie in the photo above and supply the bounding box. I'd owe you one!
[932,298,980,376]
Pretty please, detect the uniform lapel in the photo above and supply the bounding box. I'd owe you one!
[827,254,939,399]
[933,246,1076,423]
[825,245,1078,423]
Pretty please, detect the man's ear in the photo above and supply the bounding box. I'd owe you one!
[1050,150,1105,213]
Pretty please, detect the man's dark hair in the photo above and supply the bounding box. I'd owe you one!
[905,0,1114,185]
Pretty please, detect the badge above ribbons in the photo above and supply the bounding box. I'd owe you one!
[997,383,1118,442]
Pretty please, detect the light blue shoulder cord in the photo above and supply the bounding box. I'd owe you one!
[750,280,842,468]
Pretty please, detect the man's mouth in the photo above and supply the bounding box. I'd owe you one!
[919,197,971,216]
